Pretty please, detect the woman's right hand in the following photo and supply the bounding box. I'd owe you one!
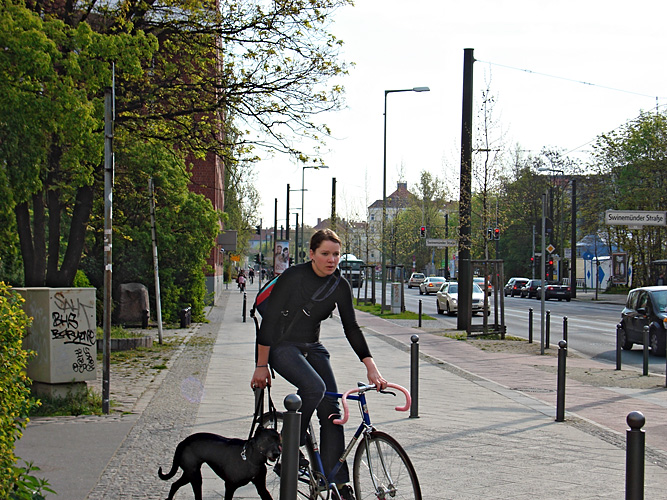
[251,366,271,390]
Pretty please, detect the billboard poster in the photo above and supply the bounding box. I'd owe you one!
[612,252,627,285]
[274,240,290,274]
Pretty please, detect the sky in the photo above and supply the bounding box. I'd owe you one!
[253,0,667,231]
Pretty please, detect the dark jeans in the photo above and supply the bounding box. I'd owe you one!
[269,341,349,483]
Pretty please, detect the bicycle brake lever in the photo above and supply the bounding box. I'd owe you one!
[379,389,396,396]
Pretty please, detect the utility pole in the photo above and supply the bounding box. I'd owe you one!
[148,178,163,344]
[457,48,474,332]
[102,86,114,415]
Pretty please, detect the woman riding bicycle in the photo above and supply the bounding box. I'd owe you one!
[250,229,387,500]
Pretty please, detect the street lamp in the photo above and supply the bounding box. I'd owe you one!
[381,87,430,312]
[301,165,329,264]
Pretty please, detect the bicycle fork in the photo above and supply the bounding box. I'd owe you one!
[361,432,397,499]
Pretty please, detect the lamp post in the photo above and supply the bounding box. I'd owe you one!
[381,87,430,312]
[301,165,329,264]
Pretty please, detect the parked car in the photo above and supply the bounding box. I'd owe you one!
[419,276,447,295]
[520,279,541,298]
[407,272,426,289]
[473,276,493,296]
[504,277,529,297]
[436,282,486,316]
[535,282,572,301]
[619,286,667,356]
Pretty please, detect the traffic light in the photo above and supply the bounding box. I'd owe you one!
[493,228,500,240]
[255,254,260,264]
[255,225,261,235]
[420,226,426,238]
[487,228,493,240]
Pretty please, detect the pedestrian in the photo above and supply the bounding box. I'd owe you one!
[658,272,665,286]
[249,268,255,284]
[250,228,386,500]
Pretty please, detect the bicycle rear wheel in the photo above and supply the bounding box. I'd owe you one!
[352,430,421,500]
[261,411,328,499]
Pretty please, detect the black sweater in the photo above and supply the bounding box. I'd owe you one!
[257,263,372,361]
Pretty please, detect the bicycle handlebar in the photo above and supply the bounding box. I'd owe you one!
[332,382,411,425]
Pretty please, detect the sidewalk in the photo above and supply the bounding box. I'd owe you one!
[16,287,667,499]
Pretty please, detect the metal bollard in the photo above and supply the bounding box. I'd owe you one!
[556,340,567,422]
[418,300,422,328]
[616,323,623,371]
[545,310,551,349]
[242,292,247,323]
[642,326,649,376]
[280,394,302,500]
[626,411,645,500]
[562,316,568,357]
[410,335,419,418]
[528,308,533,344]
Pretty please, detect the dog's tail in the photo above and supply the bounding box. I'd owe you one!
[158,442,183,480]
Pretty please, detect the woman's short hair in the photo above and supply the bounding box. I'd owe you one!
[310,228,342,251]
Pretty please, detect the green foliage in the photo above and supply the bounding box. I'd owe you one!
[72,270,91,288]
[0,283,39,498]
[589,111,667,285]
[29,387,102,417]
[81,140,219,323]
[9,461,55,500]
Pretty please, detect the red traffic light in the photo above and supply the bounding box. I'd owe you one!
[548,259,553,265]
[420,226,426,237]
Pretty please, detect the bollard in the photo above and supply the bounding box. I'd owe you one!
[616,323,622,371]
[556,340,567,422]
[410,335,419,419]
[280,394,302,500]
[545,310,551,349]
[562,316,568,357]
[179,306,192,328]
[528,308,533,343]
[418,300,422,328]
[242,292,247,323]
[626,411,645,500]
[642,326,649,376]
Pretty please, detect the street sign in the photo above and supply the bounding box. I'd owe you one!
[425,238,457,248]
[546,244,555,253]
[605,210,667,227]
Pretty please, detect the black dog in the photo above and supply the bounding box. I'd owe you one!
[158,427,281,500]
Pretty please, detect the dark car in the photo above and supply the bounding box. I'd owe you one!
[619,286,667,356]
[536,282,572,301]
[504,277,529,297]
[520,279,541,298]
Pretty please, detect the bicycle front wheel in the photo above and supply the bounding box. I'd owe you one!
[353,431,421,500]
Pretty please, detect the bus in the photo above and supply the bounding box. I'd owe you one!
[339,254,365,288]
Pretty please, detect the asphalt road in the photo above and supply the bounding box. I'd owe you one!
[364,281,667,375]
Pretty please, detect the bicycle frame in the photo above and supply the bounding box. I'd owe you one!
[301,383,411,497]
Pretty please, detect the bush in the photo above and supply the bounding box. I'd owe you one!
[0,283,39,497]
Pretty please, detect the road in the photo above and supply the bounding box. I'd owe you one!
[361,281,667,375]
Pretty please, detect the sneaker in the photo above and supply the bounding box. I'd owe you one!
[338,484,355,500]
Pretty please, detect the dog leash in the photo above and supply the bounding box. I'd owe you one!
[242,386,277,461]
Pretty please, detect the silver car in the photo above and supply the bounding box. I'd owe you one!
[419,277,447,295]
[436,282,486,316]
[407,272,426,289]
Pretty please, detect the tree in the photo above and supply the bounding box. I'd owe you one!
[0,0,157,286]
[587,111,667,285]
[393,171,450,273]
[1,0,352,287]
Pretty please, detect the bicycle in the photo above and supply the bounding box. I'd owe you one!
[261,382,421,499]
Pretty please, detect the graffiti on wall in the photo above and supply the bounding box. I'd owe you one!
[51,291,96,376]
